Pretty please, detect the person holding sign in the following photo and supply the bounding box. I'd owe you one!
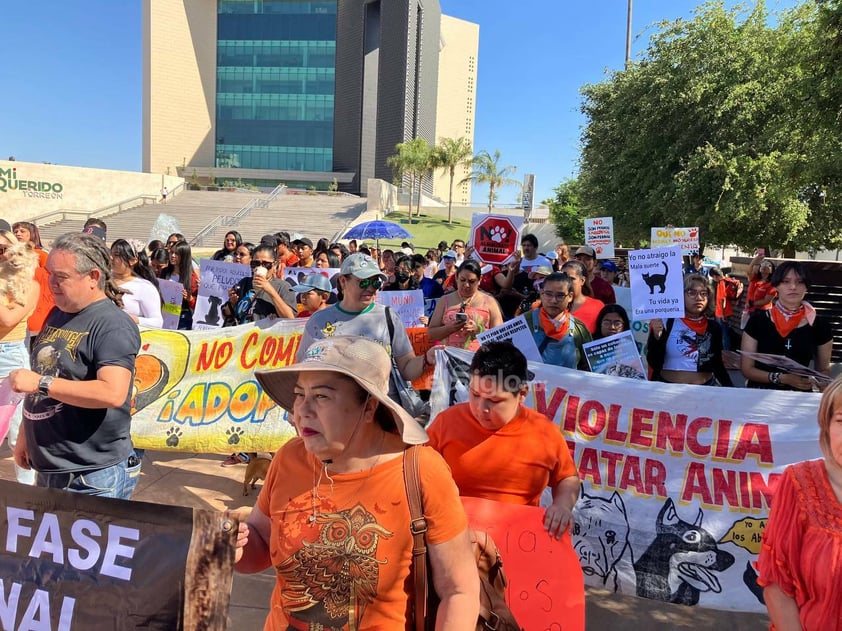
[110,239,163,328]
[160,240,199,330]
[522,272,592,370]
[740,261,832,391]
[236,336,479,629]
[646,274,732,386]
[428,260,503,351]
[757,377,842,630]
[427,342,580,538]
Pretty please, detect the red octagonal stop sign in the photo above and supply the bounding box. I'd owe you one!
[471,215,521,265]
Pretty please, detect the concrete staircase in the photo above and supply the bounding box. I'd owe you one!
[36,190,366,247]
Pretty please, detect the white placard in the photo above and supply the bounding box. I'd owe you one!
[628,246,684,320]
[193,260,250,330]
[376,290,425,328]
[585,217,615,259]
[475,314,542,363]
[158,278,185,330]
[650,226,700,254]
[582,330,646,379]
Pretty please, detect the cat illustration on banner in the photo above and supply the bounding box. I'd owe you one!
[642,261,669,294]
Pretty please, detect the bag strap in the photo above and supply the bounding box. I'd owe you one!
[403,446,428,631]
[385,305,395,345]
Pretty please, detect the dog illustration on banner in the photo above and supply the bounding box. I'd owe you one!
[572,489,636,593]
[634,499,735,605]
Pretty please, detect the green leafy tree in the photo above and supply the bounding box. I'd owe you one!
[577,0,841,252]
[463,149,519,212]
[431,136,473,223]
[387,137,432,220]
[546,178,586,245]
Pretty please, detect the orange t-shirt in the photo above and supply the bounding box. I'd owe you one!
[27,266,55,334]
[757,459,842,631]
[427,403,577,506]
[256,439,467,631]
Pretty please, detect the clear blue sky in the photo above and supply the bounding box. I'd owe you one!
[0,1,795,206]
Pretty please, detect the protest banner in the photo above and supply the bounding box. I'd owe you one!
[461,497,585,631]
[585,217,615,259]
[158,278,185,330]
[0,479,236,630]
[193,260,250,330]
[132,319,302,452]
[423,297,438,320]
[432,347,822,612]
[475,315,542,363]
[628,246,684,320]
[470,214,523,266]
[376,289,425,328]
[583,330,646,379]
[650,226,700,254]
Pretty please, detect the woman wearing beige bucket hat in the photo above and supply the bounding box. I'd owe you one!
[235,336,479,630]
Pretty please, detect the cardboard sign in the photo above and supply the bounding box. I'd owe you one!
[376,289,425,328]
[158,278,185,330]
[193,260,250,330]
[461,497,585,631]
[0,479,236,630]
[650,226,700,254]
[470,214,523,265]
[585,217,615,259]
[582,330,646,379]
[628,246,684,320]
[475,315,542,363]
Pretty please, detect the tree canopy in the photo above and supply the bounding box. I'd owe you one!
[576,0,842,253]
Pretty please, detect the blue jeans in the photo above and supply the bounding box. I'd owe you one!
[0,340,35,485]
[37,451,142,500]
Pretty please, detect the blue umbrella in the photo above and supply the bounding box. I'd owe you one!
[342,220,413,250]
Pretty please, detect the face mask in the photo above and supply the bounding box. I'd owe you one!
[396,272,410,283]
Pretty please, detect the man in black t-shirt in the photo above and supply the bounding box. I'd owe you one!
[10,232,142,499]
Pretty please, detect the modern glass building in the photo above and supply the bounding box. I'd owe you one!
[143,0,472,195]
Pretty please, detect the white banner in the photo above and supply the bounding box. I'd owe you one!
[158,278,185,330]
[585,217,615,259]
[650,226,700,254]
[376,289,425,328]
[430,347,822,612]
[475,314,542,363]
[628,246,684,320]
[583,330,646,379]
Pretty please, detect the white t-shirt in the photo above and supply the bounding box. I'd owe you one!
[120,277,163,328]
[520,255,552,273]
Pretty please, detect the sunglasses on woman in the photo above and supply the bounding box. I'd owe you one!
[358,278,382,290]
[250,261,274,270]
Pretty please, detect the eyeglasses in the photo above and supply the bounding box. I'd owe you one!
[601,319,625,329]
[357,277,383,290]
[250,260,274,270]
[685,289,709,298]
[541,291,571,301]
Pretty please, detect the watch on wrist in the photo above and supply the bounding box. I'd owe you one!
[768,372,782,385]
[38,375,54,396]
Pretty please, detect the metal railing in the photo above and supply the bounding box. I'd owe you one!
[191,184,284,245]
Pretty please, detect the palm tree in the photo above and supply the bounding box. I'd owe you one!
[463,149,519,212]
[387,138,432,220]
[431,136,473,224]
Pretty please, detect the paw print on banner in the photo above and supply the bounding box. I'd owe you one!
[166,427,183,447]
[489,226,507,243]
[227,427,245,445]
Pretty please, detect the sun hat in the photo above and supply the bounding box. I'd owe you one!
[339,253,387,281]
[600,260,618,272]
[255,336,428,445]
[574,246,596,258]
[293,272,332,294]
[534,265,553,276]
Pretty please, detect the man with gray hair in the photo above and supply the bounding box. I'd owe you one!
[9,232,142,499]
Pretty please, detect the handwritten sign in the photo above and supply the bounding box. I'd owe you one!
[376,290,424,328]
[193,260,250,330]
[585,217,615,259]
[158,278,185,330]
[461,497,585,631]
[582,330,646,379]
[650,226,700,254]
[628,246,684,320]
[475,315,542,363]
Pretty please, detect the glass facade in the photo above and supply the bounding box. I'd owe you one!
[216,1,337,172]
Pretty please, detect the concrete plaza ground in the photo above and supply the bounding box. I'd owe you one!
[0,445,769,630]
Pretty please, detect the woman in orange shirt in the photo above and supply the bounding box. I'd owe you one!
[427,341,580,538]
[757,377,842,630]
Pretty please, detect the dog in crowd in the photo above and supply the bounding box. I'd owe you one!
[0,239,37,305]
[634,499,735,605]
[243,454,273,496]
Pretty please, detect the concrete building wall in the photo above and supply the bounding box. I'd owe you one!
[143,0,217,176]
[432,15,478,206]
[0,160,182,223]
